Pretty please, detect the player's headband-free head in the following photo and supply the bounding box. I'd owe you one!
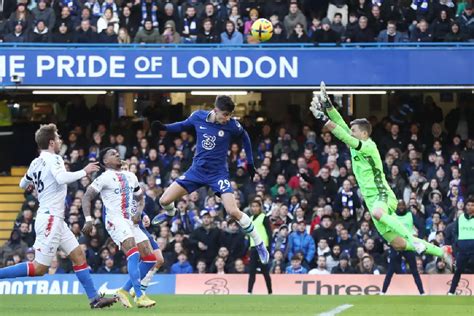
[99,147,114,167]
[215,95,235,113]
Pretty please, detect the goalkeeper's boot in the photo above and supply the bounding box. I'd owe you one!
[151,209,176,225]
[442,245,454,270]
[90,293,117,309]
[135,294,156,308]
[114,288,132,308]
[256,242,270,264]
[319,81,332,109]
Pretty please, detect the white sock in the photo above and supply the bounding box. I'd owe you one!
[238,213,262,245]
[140,267,158,290]
[161,202,176,216]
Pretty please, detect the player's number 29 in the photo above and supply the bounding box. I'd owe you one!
[218,179,231,191]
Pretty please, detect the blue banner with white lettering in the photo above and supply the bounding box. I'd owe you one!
[0,46,473,87]
[0,274,175,295]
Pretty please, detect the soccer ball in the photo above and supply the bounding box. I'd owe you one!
[250,18,273,42]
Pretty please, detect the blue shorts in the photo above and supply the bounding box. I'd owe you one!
[138,222,159,250]
[176,165,233,196]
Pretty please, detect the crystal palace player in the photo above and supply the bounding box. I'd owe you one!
[82,148,158,308]
[151,95,270,264]
[0,124,116,308]
[310,82,453,266]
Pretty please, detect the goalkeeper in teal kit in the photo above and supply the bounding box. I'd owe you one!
[311,82,453,266]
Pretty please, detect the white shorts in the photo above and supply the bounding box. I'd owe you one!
[33,213,79,266]
[104,214,148,249]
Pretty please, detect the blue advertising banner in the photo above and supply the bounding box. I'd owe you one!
[0,274,175,295]
[0,47,472,87]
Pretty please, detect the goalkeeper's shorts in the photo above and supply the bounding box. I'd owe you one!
[366,193,398,241]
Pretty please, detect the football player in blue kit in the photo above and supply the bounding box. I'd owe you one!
[151,95,269,264]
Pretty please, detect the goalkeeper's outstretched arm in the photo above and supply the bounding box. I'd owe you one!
[324,121,362,151]
[326,105,351,134]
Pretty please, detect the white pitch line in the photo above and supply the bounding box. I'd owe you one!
[318,304,354,316]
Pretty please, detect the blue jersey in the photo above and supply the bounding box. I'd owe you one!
[165,110,254,173]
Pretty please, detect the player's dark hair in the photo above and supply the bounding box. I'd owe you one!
[215,95,235,112]
[350,118,372,136]
[35,123,58,149]
[99,147,114,167]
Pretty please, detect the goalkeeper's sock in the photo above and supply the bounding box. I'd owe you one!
[379,214,415,243]
[126,247,143,298]
[404,238,443,257]
[0,262,35,279]
[414,238,444,257]
[238,212,262,246]
[122,254,157,292]
[73,263,99,302]
[160,202,177,216]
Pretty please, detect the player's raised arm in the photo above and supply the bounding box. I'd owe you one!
[240,128,257,178]
[51,155,100,185]
[312,81,351,133]
[151,112,196,134]
[81,182,100,235]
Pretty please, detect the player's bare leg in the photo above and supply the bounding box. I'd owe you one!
[152,182,188,225]
[69,246,117,308]
[120,237,155,308]
[221,192,269,264]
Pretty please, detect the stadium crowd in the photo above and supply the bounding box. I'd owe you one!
[0,0,473,44]
[1,92,474,277]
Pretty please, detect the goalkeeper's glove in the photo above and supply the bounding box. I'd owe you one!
[318,81,333,109]
[309,102,329,123]
[151,120,167,135]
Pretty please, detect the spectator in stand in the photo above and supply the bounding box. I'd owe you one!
[133,19,160,43]
[220,20,243,44]
[190,210,220,266]
[457,3,474,39]
[97,7,119,34]
[119,5,140,39]
[347,15,375,42]
[181,5,199,43]
[83,0,102,18]
[410,19,433,41]
[97,256,119,274]
[308,255,330,275]
[140,0,159,29]
[171,252,194,274]
[29,19,51,43]
[368,4,386,36]
[331,252,355,273]
[288,22,310,42]
[98,22,118,43]
[243,8,259,37]
[7,3,34,33]
[284,2,307,37]
[54,6,74,32]
[4,21,27,42]
[377,20,408,42]
[197,18,220,43]
[331,12,346,36]
[313,18,341,43]
[228,4,243,32]
[32,0,56,31]
[287,220,315,265]
[432,10,453,41]
[160,3,180,34]
[445,22,469,41]
[353,0,371,17]
[75,19,97,43]
[327,0,349,26]
[285,255,308,274]
[74,7,98,31]
[117,27,131,43]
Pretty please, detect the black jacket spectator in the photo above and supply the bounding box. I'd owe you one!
[52,23,75,43]
[431,11,452,42]
[444,22,468,42]
[119,5,141,38]
[3,23,27,42]
[410,20,433,42]
[29,21,51,43]
[219,225,247,263]
[197,18,220,43]
[189,222,220,266]
[98,25,118,43]
[313,19,340,43]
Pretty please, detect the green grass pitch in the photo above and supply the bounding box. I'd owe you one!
[0,295,473,316]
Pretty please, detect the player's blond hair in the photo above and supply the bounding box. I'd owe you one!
[35,123,58,150]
